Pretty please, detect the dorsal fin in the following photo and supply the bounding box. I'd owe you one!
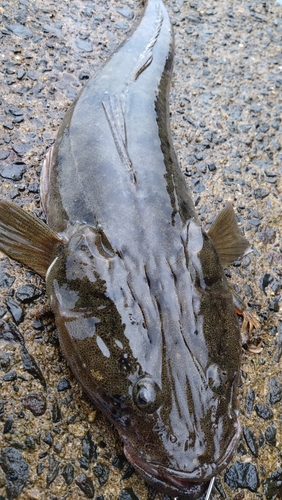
[102,94,137,184]
[208,202,249,267]
[0,200,64,277]
[130,5,164,81]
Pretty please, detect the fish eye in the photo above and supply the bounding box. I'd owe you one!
[207,363,228,395]
[133,377,161,414]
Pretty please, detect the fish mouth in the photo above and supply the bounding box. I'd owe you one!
[123,419,241,499]
[123,444,209,499]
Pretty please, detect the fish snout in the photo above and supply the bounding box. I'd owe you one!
[123,441,209,499]
[122,412,241,499]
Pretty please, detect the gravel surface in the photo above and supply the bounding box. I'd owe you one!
[0,0,281,499]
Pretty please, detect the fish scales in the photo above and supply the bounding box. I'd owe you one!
[0,0,249,498]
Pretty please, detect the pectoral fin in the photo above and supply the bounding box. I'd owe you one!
[0,200,63,277]
[208,202,249,267]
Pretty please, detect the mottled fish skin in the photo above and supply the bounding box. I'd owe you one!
[0,1,245,499]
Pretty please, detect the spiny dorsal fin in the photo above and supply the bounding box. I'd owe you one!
[130,5,164,81]
[0,200,63,277]
[208,202,249,267]
[102,94,137,184]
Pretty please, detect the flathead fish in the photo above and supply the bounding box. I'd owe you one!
[0,0,249,498]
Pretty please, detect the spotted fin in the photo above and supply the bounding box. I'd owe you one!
[0,200,63,277]
[208,202,249,267]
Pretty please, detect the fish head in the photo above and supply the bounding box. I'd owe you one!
[46,221,241,499]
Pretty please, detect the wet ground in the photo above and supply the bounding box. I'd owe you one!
[0,0,281,499]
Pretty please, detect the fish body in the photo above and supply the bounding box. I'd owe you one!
[0,1,249,498]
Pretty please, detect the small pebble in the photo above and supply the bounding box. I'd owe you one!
[5,298,24,324]
[263,468,282,500]
[2,371,17,382]
[43,431,53,447]
[46,455,59,488]
[51,402,62,423]
[265,422,277,447]
[75,39,93,52]
[268,377,282,406]
[3,416,13,434]
[243,427,258,457]
[75,474,95,498]
[62,463,74,485]
[82,431,97,463]
[7,23,33,38]
[118,488,140,500]
[0,163,26,181]
[93,463,109,486]
[112,454,127,470]
[254,403,273,420]
[79,457,89,470]
[0,447,29,498]
[208,163,216,171]
[121,464,135,480]
[17,69,25,79]
[22,392,47,417]
[15,284,42,303]
[224,461,260,492]
[21,346,46,388]
[57,378,71,392]
[116,7,134,20]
